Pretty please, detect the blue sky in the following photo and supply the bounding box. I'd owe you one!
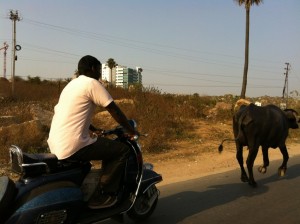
[0,0,299,97]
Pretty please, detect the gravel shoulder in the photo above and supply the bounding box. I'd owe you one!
[144,119,300,186]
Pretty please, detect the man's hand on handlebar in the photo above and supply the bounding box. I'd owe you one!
[125,131,140,141]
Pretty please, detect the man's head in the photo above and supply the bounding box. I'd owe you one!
[78,55,102,80]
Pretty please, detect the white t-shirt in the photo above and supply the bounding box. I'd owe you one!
[47,75,113,159]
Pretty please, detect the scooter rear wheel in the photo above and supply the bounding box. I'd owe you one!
[127,185,158,222]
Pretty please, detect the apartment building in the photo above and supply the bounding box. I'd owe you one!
[102,64,142,88]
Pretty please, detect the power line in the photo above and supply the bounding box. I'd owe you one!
[21,18,285,73]
[2,16,299,95]
[22,18,286,66]
[143,83,283,89]
[3,18,292,80]
[145,67,284,81]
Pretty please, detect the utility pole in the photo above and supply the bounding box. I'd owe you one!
[0,42,9,78]
[9,10,21,97]
[282,62,290,108]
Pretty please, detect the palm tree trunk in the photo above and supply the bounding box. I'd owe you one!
[240,7,250,99]
[110,69,112,86]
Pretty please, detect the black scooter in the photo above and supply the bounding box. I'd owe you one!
[0,120,162,223]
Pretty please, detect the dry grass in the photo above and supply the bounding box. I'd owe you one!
[1,78,300,163]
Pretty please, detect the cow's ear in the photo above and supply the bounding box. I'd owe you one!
[284,110,299,129]
[284,110,296,119]
[284,109,298,116]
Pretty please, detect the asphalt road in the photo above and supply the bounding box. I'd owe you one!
[101,155,300,224]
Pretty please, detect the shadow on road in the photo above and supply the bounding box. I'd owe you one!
[153,182,267,223]
[144,163,300,223]
[101,160,300,223]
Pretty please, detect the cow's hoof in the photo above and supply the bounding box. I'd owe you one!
[258,166,267,174]
[248,181,257,188]
[278,167,287,177]
[241,175,249,182]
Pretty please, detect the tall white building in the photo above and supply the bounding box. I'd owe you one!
[101,64,142,88]
[101,64,116,84]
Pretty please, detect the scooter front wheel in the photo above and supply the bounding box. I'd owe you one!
[127,185,159,222]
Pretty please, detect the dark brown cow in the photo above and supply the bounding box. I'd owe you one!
[219,103,299,187]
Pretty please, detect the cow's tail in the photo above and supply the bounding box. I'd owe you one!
[218,138,235,153]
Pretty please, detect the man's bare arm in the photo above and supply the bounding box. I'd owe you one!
[105,101,136,135]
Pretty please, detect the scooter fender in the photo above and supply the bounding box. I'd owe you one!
[140,166,162,194]
[5,181,84,224]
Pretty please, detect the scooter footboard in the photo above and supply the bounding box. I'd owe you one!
[6,181,84,224]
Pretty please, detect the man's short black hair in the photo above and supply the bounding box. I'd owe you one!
[78,55,101,77]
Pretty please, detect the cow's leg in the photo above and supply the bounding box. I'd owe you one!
[258,146,269,174]
[236,144,248,182]
[246,145,259,187]
[278,145,289,177]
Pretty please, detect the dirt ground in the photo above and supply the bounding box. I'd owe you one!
[1,119,299,186]
[144,120,300,186]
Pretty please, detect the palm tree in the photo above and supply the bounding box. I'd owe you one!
[106,58,117,86]
[235,0,263,99]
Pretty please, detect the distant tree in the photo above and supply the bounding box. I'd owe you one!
[74,69,79,78]
[129,83,143,92]
[14,76,25,82]
[235,0,263,99]
[106,58,118,86]
[290,90,299,98]
[27,75,41,84]
[65,78,72,83]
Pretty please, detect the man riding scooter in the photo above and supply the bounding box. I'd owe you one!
[47,55,139,209]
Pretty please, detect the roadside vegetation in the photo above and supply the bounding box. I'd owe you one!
[1,77,300,163]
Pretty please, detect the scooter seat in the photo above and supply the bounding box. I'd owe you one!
[10,145,59,176]
[19,153,59,176]
[22,152,58,168]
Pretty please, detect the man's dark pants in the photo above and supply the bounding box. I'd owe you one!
[69,137,130,193]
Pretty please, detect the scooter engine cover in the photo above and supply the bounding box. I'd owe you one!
[6,181,83,224]
[0,176,17,219]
